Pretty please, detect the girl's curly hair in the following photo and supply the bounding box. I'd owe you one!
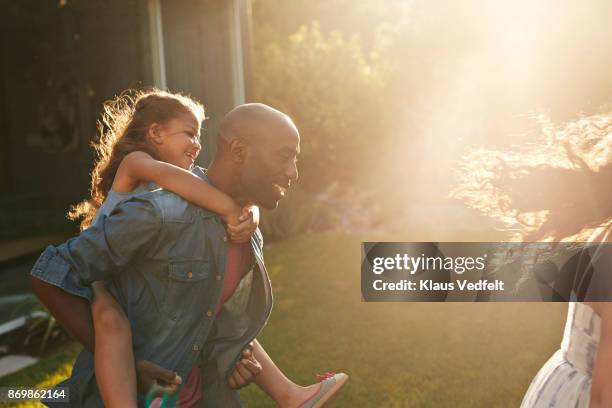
[68,89,205,230]
[452,112,612,241]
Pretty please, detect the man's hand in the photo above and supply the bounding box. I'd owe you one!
[228,342,262,389]
[227,206,259,243]
[136,360,182,396]
[221,202,243,229]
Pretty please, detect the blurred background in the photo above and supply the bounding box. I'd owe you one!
[0,0,610,406]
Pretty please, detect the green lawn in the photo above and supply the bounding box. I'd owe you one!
[1,232,566,407]
[0,342,81,408]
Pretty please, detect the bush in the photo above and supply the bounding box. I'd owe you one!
[10,296,70,356]
[260,185,331,242]
[254,22,395,192]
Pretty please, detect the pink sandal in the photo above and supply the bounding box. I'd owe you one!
[296,373,349,408]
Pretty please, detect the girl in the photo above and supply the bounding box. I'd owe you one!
[63,89,347,408]
[453,112,612,407]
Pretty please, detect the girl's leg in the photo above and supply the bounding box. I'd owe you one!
[91,281,138,408]
[250,339,319,408]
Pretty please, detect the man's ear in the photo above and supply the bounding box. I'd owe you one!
[227,137,249,164]
[148,123,164,146]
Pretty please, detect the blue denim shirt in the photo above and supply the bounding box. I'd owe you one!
[30,168,273,407]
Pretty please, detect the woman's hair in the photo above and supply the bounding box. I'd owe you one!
[68,89,205,230]
[452,112,612,241]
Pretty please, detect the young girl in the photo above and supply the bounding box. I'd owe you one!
[63,89,347,408]
[453,112,612,407]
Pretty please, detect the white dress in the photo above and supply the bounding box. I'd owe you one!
[521,302,601,407]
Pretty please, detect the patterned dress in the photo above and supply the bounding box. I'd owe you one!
[521,302,601,407]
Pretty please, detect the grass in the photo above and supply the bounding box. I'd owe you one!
[0,342,81,408]
[0,232,566,407]
[240,232,566,407]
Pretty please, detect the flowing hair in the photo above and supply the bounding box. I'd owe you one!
[452,112,612,241]
[68,89,205,230]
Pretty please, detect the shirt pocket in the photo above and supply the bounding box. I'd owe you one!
[163,259,211,321]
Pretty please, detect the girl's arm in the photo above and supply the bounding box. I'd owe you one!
[590,302,612,407]
[227,205,260,242]
[115,151,242,225]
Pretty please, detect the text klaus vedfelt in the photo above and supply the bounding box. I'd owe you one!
[370,254,505,292]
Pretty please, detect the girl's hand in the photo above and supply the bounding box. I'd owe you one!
[220,203,243,228]
[226,206,259,243]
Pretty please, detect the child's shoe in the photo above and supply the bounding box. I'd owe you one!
[296,373,348,408]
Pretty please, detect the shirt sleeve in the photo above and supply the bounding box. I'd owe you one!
[30,197,161,301]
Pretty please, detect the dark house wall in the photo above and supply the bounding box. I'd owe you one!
[0,1,149,200]
[162,0,243,165]
[0,58,10,192]
[0,0,247,240]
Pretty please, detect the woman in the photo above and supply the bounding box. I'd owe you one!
[453,112,612,407]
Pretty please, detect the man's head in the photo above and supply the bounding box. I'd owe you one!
[215,103,300,209]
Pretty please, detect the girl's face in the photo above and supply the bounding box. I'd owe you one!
[153,113,202,170]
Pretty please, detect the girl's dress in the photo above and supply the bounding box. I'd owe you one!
[521,302,600,407]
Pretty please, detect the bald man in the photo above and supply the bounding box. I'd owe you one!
[31,103,300,407]
[212,103,299,210]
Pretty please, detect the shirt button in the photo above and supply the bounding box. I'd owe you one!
[187,272,193,279]
[193,345,199,351]
[215,274,221,281]
[206,310,213,317]
[223,236,227,242]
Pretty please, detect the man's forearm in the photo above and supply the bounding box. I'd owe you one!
[30,276,95,352]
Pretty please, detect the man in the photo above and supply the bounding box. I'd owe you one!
[31,103,300,407]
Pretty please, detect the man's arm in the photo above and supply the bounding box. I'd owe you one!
[30,197,181,393]
[30,197,160,347]
[32,197,160,288]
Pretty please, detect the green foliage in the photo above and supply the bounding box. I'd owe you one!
[0,342,81,408]
[260,187,316,241]
[254,21,395,191]
[11,296,69,356]
[253,19,403,239]
[259,185,340,242]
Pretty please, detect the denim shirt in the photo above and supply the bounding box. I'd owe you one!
[30,168,273,407]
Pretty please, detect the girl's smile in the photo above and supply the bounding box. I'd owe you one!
[154,113,202,169]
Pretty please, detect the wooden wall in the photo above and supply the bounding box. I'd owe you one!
[0,0,248,193]
[0,0,248,238]
[0,1,148,198]
[161,0,244,165]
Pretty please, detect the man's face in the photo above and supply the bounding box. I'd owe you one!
[241,122,300,210]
